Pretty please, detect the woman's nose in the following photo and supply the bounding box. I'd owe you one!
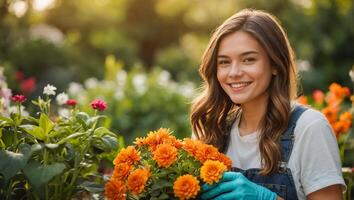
[228,62,243,77]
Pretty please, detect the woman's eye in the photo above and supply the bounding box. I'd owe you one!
[243,58,256,63]
[217,60,229,65]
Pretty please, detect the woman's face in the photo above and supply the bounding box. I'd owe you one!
[216,31,275,106]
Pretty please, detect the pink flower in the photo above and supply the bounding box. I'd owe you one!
[312,89,325,104]
[90,99,107,111]
[11,94,26,104]
[66,99,77,106]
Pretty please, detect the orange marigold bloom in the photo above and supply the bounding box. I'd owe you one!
[173,174,200,200]
[153,143,178,168]
[195,144,219,163]
[144,128,178,151]
[322,106,338,124]
[127,168,150,195]
[105,179,126,200]
[113,146,140,165]
[297,95,308,105]
[182,138,200,156]
[112,163,133,180]
[218,154,233,170]
[133,137,146,147]
[200,160,227,185]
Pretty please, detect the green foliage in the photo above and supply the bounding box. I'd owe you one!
[0,93,122,199]
[68,56,194,144]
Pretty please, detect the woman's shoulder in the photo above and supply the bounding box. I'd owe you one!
[295,104,327,123]
[293,104,334,139]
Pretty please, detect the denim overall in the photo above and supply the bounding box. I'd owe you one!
[224,105,307,200]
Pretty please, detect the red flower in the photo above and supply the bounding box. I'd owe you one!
[15,71,24,81]
[20,77,36,95]
[11,94,26,103]
[90,99,107,111]
[66,99,77,106]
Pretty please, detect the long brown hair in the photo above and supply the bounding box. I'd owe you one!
[190,9,298,175]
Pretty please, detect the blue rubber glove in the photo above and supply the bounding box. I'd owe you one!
[201,172,277,200]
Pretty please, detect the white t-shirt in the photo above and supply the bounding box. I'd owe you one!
[226,107,346,199]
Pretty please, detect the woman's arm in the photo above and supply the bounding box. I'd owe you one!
[307,184,342,200]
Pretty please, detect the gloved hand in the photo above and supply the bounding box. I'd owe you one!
[201,171,277,200]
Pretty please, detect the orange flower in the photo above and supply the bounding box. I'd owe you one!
[144,128,180,151]
[113,146,140,165]
[105,179,126,200]
[127,168,150,195]
[322,106,338,124]
[218,154,233,170]
[195,144,219,163]
[173,174,200,200]
[182,138,200,156]
[153,143,178,168]
[112,163,133,180]
[133,137,145,147]
[200,160,227,185]
[297,95,308,105]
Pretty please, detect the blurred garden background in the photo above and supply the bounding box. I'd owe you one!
[0,0,353,199]
[0,0,353,151]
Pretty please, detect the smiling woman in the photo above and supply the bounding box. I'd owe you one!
[216,31,275,108]
[191,8,345,200]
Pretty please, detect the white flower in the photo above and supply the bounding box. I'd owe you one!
[158,70,170,86]
[58,108,70,118]
[132,73,147,95]
[68,82,84,95]
[43,84,57,96]
[349,67,354,82]
[116,70,127,86]
[178,82,196,98]
[84,77,98,89]
[56,92,69,105]
[114,89,125,100]
[9,105,29,116]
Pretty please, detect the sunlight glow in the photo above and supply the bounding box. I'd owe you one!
[33,0,56,11]
[9,1,28,18]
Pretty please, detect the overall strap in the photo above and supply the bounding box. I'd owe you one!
[279,104,308,165]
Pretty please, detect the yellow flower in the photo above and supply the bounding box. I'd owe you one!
[153,143,178,168]
[105,179,126,200]
[173,174,200,200]
[200,160,227,185]
[127,168,150,195]
[113,146,140,165]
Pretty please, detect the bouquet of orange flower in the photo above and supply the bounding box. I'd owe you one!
[104,128,232,200]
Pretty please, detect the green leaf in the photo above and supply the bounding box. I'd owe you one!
[151,179,173,191]
[101,135,118,149]
[44,143,59,149]
[23,161,66,190]
[158,193,170,200]
[57,132,86,145]
[39,113,54,135]
[0,144,32,184]
[20,125,46,140]
[94,127,115,137]
[22,116,39,123]
[0,116,14,126]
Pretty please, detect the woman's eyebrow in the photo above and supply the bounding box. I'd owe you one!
[217,51,259,58]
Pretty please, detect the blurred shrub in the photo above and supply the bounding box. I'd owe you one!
[67,56,195,144]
